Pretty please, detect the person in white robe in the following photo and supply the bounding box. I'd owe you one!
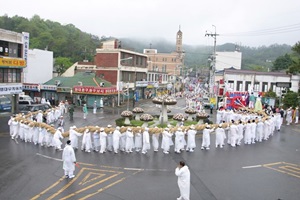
[52,127,63,150]
[201,125,214,150]
[93,129,100,152]
[142,127,151,154]
[237,120,245,145]
[99,128,107,153]
[18,121,25,141]
[38,126,47,146]
[256,119,264,142]
[81,129,92,152]
[125,128,134,153]
[106,125,113,152]
[69,126,82,149]
[230,120,239,147]
[275,113,282,131]
[161,128,173,154]
[36,110,43,123]
[174,128,185,153]
[8,116,14,137]
[11,118,19,140]
[186,125,197,152]
[250,120,257,144]
[152,131,160,152]
[286,108,292,125]
[119,130,126,152]
[244,120,252,144]
[23,122,30,142]
[134,129,142,152]
[113,126,121,154]
[62,140,76,179]
[215,124,226,148]
[175,161,190,200]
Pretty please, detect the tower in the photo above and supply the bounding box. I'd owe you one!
[176,26,183,53]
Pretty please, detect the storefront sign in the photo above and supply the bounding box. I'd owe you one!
[136,81,148,87]
[23,83,39,91]
[0,84,23,95]
[22,32,30,67]
[73,86,118,95]
[0,58,26,67]
[147,81,159,88]
[40,85,57,91]
[57,87,72,93]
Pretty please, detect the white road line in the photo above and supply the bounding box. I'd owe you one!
[242,165,262,169]
[123,168,144,171]
[36,153,63,162]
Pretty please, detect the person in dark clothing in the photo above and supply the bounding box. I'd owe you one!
[69,104,74,121]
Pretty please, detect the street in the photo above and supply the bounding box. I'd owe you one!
[0,98,300,200]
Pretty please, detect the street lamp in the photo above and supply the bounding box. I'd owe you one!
[118,57,133,106]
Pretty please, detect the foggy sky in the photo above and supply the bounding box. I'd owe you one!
[2,0,300,47]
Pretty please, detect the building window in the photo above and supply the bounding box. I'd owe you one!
[245,81,251,92]
[254,82,260,92]
[270,83,276,92]
[262,82,268,92]
[0,68,21,83]
[228,80,234,90]
[236,81,243,91]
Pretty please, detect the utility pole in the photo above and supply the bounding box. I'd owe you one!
[205,25,219,98]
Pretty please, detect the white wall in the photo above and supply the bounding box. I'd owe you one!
[24,49,53,84]
[215,51,242,71]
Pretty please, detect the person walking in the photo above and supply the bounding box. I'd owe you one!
[62,140,77,179]
[83,104,88,120]
[69,103,74,121]
[175,161,190,200]
[93,101,97,114]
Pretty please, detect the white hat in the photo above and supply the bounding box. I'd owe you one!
[116,126,120,130]
[127,128,132,131]
[190,125,195,129]
[107,124,112,128]
[178,128,182,131]
[206,125,210,128]
[145,127,149,131]
[165,127,169,131]
[100,128,104,131]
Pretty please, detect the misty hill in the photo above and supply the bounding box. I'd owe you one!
[0,14,293,71]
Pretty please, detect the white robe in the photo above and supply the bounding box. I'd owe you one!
[186,129,197,150]
[113,130,121,152]
[69,129,82,149]
[36,112,43,123]
[152,133,160,151]
[107,133,113,151]
[52,130,63,149]
[175,165,190,200]
[230,124,238,147]
[81,131,92,152]
[62,145,76,176]
[134,132,142,150]
[256,122,264,142]
[237,123,244,145]
[125,131,134,152]
[202,128,213,148]
[93,132,100,151]
[215,127,226,147]
[174,130,185,152]
[161,131,172,152]
[99,131,107,153]
[142,130,150,152]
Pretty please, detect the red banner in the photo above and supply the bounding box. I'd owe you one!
[73,86,118,95]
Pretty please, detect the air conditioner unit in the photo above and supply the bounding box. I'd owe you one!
[100,82,105,87]
[55,80,61,86]
[78,81,83,86]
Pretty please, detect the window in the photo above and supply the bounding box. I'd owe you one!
[270,83,276,92]
[228,80,234,90]
[254,82,260,92]
[262,82,268,92]
[236,81,243,91]
[0,69,22,83]
[245,81,251,91]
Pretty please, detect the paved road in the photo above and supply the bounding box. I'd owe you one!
[0,99,300,200]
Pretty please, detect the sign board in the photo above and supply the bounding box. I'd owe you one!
[276,82,291,88]
[0,84,22,95]
[57,87,72,93]
[167,83,173,90]
[0,58,26,67]
[73,86,118,95]
[136,81,148,87]
[40,85,57,91]
[23,83,39,91]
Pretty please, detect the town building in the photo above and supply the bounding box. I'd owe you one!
[22,49,53,102]
[0,28,28,113]
[143,28,185,94]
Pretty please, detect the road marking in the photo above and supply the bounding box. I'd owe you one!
[36,153,96,166]
[242,165,262,169]
[79,172,105,186]
[124,167,144,171]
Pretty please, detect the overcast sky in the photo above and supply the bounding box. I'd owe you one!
[2,0,300,47]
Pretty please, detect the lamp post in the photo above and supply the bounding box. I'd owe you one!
[117,57,133,106]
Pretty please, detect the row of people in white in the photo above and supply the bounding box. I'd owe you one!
[8,112,281,153]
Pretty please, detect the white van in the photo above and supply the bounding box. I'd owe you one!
[19,94,35,107]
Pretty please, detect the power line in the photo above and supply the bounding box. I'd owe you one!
[221,23,300,36]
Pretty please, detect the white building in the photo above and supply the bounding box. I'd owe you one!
[215,51,242,71]
[24,49,53,83]
[222,69,300,96]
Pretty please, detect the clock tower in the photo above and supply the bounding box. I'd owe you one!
[176,26,183,53]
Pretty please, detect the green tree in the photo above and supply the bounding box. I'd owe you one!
[282,91,299,108]
[264,89,277,98]
[272,53,293,71]
[287,42,300,74]
[55,57,72,76]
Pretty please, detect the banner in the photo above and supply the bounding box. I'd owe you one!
[73,86,118,95]
[0,84,23,95]
[0,58,26,67]
[22,32,30,67]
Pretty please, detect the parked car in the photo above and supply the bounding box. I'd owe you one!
[19,94,36,109]
[202,97,210,108]
[19,104,52,114]
[0,96,11,112]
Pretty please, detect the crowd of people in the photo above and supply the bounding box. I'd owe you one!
[8,102,298,154]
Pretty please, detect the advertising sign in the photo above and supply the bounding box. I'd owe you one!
[22,32,30,67]
[0,84,23,95]
[73,86,118,95]
[0,58,26,67]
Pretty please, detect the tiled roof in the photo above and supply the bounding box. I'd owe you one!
[43,72,112,87]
